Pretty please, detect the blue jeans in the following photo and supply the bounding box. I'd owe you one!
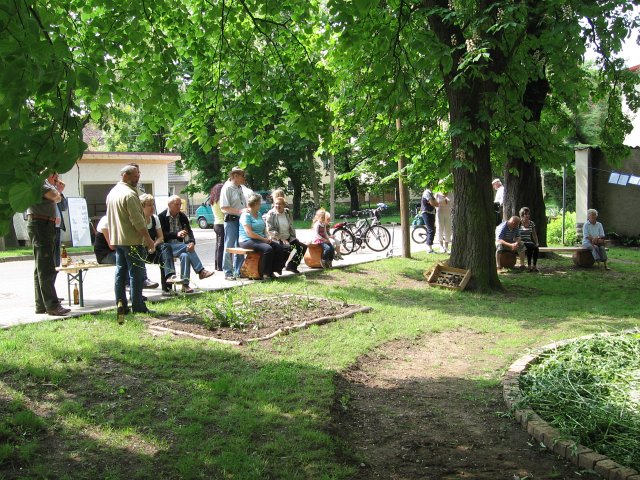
[115,245,146,313]
[166,242,204,283]
[320,242,335,261]
[421,212,436,247]
[238,239,287,276]
[223,220,243,277]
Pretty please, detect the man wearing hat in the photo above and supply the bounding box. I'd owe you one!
[220,167,248,280]
[492,178,504,225]
[27,172,70,316]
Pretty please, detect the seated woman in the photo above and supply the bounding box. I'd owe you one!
[519,207,540,272]
[265,196,307,274]
[312,209,335,268]
[582,208,610,270]
[239,193,286,280]
[323,212,343,260]
[140,194,177,291]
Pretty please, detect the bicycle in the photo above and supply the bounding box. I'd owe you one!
[410,207,427,244]
[332,204,391,254]
[302,202,316,222]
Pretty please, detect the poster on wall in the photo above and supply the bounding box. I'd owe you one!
[67,197,92,246]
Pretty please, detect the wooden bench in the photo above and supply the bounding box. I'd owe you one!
[304,243,324,268]
[227,247,262,279]
[539,247,595,267]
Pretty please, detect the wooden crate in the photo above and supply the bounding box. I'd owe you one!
[426,264,472,291]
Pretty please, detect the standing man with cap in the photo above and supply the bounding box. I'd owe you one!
[220,167,247,280]
[48,173,68,278]
[106,164,155,314]
[492,178,504,225]
[27,173,70,316]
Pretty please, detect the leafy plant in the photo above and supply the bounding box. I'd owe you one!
[546,211,577,246]
[198,290,256,330]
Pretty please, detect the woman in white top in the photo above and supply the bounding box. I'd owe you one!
[140,194,176,290]
[435,185,453,254]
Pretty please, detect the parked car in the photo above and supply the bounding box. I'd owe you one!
[194,190,273,229]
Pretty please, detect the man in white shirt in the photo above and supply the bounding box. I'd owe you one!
[220,167,248,280]
[492,178,504,225]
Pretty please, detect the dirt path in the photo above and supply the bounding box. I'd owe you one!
[332,329,600,480]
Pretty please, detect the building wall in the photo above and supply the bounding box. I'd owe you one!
[575,147,640,237]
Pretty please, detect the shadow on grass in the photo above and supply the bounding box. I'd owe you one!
[0,333,352,479]
[318,256,640,333]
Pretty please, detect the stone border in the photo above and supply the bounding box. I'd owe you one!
[503,329,640,480]
[147,295,372,346]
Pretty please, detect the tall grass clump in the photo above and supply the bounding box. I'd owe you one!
[546,211,577,245]
[518,333,640,470]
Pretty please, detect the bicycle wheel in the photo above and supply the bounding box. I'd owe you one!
[334,227,356,255]
[411,226,427,244]
[365,225,391,251]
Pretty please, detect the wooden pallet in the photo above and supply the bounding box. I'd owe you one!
[426,264,472,291]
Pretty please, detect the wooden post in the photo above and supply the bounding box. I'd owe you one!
[396,118,411,258]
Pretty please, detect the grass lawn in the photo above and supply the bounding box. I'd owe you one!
[0,246,94,259]
[1,249,639,478]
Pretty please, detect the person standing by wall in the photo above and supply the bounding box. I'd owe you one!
[420,186,438,253]
[47,173,67,275]
[220,167,247,280]
[27,173,70,316]
[106,164,156,314]
[209,183,225,272]
[492,178,504,225]
[435,181,453,254]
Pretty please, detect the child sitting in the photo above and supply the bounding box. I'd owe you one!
[311,209,335,268]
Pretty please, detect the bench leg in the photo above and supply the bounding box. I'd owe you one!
[240,253,262,279]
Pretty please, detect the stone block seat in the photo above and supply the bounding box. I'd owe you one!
[227,247,263,279]
[303,243,324,269]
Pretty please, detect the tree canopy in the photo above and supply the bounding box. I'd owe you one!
[2,0,639,289]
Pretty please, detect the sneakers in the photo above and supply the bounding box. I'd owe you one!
[224,275,238,281]
[285,264,300,274]
[182,285,195,294]
[198,269,214,280]
[143,279,159,289]
[426,247,435,254]
[47,305,71,316]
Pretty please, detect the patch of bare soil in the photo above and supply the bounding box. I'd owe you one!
[146,294,370,344]
[332,329,600,480]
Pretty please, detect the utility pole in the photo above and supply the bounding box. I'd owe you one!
[396,118,411,258]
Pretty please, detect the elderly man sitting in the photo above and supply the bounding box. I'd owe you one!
[159,195,214,293]
[495,215,526,270]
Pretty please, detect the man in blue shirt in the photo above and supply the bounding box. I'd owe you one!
[495,216,525,269]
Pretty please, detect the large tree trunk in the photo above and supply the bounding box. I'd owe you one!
[503,160,547,246]
[503,77,549,245]
[345,178,359,213]
[446,88,501,292]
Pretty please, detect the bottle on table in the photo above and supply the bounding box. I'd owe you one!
[73,283,79,305]
[61,246,70,266]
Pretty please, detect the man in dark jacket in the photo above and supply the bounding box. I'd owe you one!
[159,195,213,293]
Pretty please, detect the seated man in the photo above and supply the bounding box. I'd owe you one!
[495,216,525,269]
[94,215,158,289]
[265,196,307,274]
[159,195,214,293]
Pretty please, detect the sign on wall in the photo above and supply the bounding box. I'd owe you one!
[67,197,92,246]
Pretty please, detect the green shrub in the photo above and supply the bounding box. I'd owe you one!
[546,211,577,245]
